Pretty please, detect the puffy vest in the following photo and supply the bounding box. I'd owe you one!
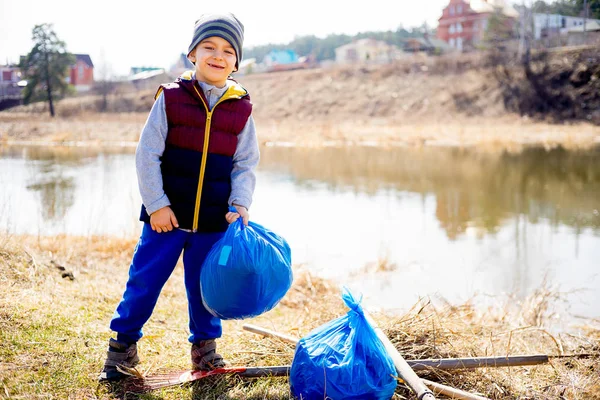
[139,75,252,232]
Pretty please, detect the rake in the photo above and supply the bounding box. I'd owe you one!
[128,350,589,394]
[125,365,290,392]
[127,323,592,397]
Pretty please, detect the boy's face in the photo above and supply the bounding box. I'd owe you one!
[188,36,237,88]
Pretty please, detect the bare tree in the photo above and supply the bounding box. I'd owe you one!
[94,50,116,112]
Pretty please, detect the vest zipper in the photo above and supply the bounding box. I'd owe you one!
[191,84,235,232]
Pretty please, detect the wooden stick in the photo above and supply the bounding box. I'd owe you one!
[362,312,437,400]
[409,354,549,370]
[422,379,489,400]
[242,324,552,371]
[242,324,299,344]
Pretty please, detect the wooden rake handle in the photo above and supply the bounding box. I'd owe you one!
[242,324,550,369]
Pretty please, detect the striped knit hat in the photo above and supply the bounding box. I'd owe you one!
[187,13,244,69]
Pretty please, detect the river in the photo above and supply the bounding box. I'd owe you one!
[1,144,599,328]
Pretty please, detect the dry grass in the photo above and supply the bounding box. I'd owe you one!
[2,111,599,151]
[0,233,598,399]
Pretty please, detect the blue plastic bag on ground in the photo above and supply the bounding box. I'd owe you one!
[290,288,397,400]
[200,213,293,320]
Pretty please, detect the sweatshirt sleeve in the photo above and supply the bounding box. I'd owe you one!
[135,92,171,215]
[229,115,260,209]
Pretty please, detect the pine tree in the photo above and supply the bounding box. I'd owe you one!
[19,24,75,117]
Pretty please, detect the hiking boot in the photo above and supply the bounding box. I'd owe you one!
[191,339,226,371]
[99,338,140,381]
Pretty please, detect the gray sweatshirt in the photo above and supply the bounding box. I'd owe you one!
[135,78,260,216]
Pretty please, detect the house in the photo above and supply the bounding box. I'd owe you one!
[533,13,600,41]
[169,53,195,78]
[0,65,21,84]
[335,39,400,64]
[0,64,24,110]
[129,66,164,76]
[264,49,299,65]
[566,20,600,46]
[128,68,170,91]
[437,0,519,51]
[236,58,259,75]
[404,34,453,54]
[68,54,94,92]
[263,49,314,72]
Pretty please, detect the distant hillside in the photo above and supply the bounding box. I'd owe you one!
[243,56,504,125]
[3,55,501,123]
[4,48,599,126]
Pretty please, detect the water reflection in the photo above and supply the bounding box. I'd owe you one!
[27,178,75,220]
[0,145,138,235]
[4,145,598,239]
[259,145,600,239]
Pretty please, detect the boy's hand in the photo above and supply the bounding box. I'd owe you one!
[150,206,179,233]
[226,204,249,226]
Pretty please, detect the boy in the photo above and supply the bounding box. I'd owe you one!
[100,12,259,380]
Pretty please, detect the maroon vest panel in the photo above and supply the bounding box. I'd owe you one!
[161,79,252,155]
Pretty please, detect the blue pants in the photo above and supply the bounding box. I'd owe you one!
[110,223,224,344]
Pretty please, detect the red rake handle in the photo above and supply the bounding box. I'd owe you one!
[197,366,290,378]
[132,365,292,392]
[161,366,290,385]
[188,367,248,381]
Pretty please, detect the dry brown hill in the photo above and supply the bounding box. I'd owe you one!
[244,63,505,124]
[2,51,600,149]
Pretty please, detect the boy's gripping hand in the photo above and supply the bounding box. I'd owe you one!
[150,206,179,233]
[226,204,249,226]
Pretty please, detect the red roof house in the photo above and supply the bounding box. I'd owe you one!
[437,0,518,51]
[69,54,94,92]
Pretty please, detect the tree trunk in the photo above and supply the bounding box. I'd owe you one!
[101,82,108,112]
[47,84,55,117]
[45,52,55,117]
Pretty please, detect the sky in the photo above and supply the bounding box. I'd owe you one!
[1,0,453,77]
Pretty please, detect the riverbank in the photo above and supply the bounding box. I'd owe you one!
[1,64,600,150]
[1,233,599,399]
[2,111,599,151]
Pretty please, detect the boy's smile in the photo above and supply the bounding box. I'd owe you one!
[189,36,237,88]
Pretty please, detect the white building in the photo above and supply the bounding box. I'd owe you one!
[533,13,600,40]
[567,20,600,46]
[335,39,401,64]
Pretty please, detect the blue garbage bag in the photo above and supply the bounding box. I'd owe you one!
[200,211,293,320]
[290,288,397,400]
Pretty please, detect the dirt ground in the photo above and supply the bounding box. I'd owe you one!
[1,64,600,150]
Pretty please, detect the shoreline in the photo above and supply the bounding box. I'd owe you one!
[2,113,600,151]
